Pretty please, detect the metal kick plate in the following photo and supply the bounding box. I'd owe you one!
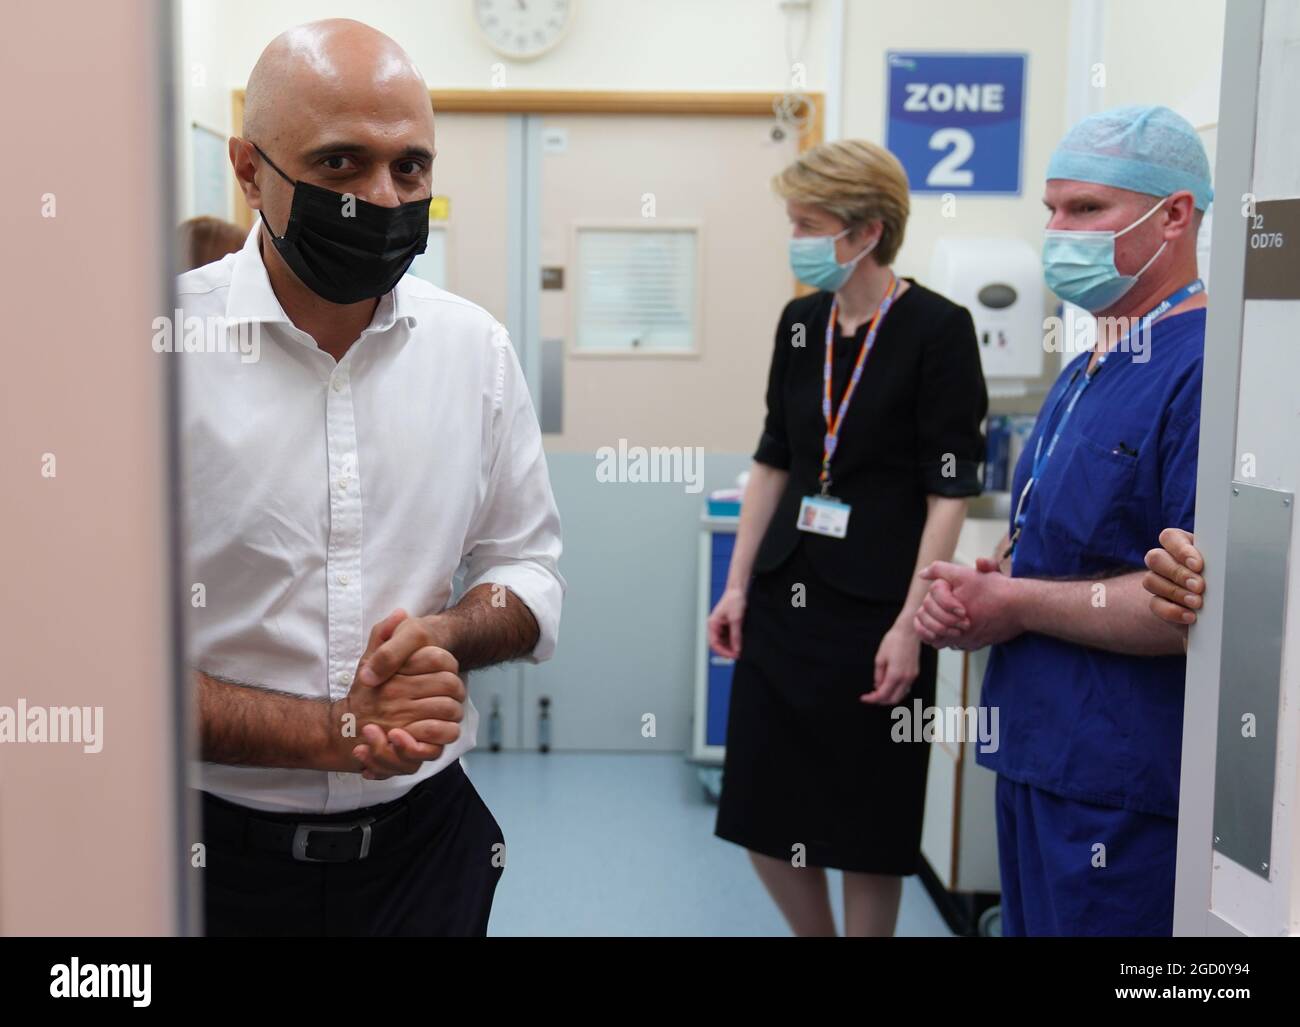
[1213,482,1292,878]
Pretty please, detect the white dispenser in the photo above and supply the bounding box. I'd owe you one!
[929,237,1045,381]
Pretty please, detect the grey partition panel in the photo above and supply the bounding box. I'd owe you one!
[518,451,753,751]
[1213,483,1292,877]
[467,663,524,751]
[540,337,564,434]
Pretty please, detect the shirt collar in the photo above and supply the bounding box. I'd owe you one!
[224,221,420,334]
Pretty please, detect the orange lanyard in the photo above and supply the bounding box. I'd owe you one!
[819,273,899,494]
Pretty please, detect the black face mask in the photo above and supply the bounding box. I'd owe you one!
[251,142,430,305]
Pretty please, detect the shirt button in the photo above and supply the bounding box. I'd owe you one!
[337,671,350,685]
[337,572,350,585]
[337,477,350,490]
[332,377,345,392]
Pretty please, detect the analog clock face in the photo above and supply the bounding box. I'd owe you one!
[475,0,573,61]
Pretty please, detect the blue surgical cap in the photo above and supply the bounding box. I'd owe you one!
[1046,104,1213,210]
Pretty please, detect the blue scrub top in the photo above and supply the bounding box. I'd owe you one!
[977,308,1206,819]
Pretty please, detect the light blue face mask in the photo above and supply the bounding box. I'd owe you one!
[789,227,877,291]
[1041,196,1169,312]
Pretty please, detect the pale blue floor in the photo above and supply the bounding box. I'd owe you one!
[463,751,955,937]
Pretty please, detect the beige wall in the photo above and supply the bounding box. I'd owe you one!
[190,0,835,93]
[0,1,181,933]
[1102,0,1226,195]
[1103,0,1226,127]
[176,0,837,220]
[421,113,513,321]
[841,0,1071,288]
[178,0,235,218]
[537,113,799,454]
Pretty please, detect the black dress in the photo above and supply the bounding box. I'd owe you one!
[714,279,988,875]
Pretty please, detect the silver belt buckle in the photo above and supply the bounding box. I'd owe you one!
[292,816,374,862]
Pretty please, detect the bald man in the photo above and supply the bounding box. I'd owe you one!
[179,20,564,936]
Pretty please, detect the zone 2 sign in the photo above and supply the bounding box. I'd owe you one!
[885,52,1027,196]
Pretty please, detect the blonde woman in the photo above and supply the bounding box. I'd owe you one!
[709,140,988,936]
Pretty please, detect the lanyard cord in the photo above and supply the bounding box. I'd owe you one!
[819,273,900,494]
[1007,278,1206,566]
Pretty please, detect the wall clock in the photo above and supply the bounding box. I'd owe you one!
[474,0,575,61]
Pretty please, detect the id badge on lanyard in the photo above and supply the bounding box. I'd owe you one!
[797,494,851,538]
[797,276,899,539]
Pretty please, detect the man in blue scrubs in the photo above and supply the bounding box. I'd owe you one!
[912,106,1213,936]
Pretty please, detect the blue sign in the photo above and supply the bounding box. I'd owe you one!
[885,52,1027,195]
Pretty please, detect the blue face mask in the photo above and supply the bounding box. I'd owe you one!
[789,227,878,291]
[1041,196,1169,312]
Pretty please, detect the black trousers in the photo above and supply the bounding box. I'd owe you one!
[200,760,505,936]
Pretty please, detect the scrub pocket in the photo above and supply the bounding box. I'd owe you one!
[1037,433,1140,569]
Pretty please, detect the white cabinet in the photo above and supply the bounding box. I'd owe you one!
[920,518,1005,895]
[921,644,1000,893]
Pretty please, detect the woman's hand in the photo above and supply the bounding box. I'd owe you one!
[862,619,921,705]
[708,587,747,659]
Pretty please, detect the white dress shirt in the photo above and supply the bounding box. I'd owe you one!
[177,225,564,813]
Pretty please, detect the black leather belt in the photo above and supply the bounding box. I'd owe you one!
[203,782,424,863]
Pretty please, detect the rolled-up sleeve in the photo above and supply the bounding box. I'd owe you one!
[916,304,988,496]
[461,323,565,662]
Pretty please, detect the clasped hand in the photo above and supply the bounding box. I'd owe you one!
[333,609,466,780]
[912,555,1023,651]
